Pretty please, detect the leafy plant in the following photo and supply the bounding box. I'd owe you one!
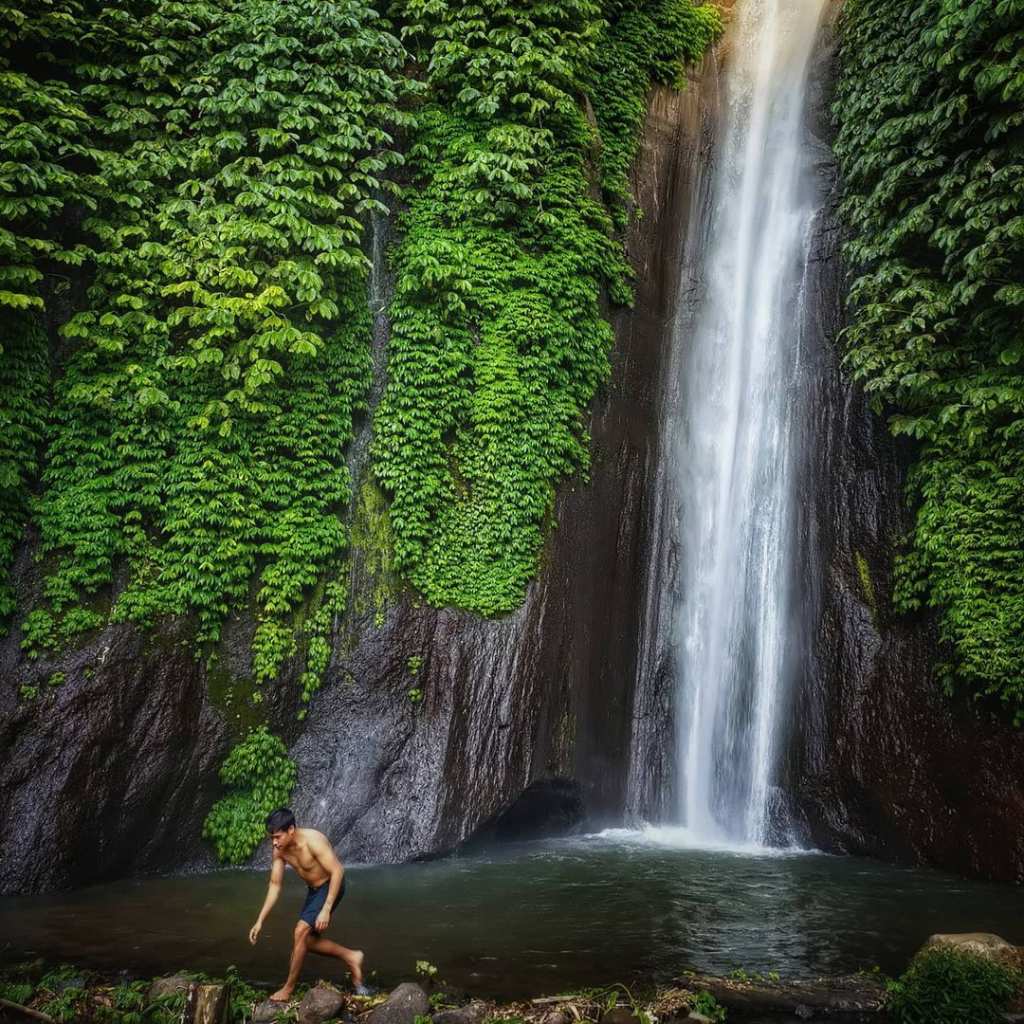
[4,0,412,685]
[689,990,727,1023]
[415,960,437,978]
[373,0,720,614]
[885,947,1020,1024]
[835,0,1024,718]
[202,725,297,864]
[0,980,34,1005]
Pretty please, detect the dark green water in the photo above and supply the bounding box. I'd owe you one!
[1,831,1021,998]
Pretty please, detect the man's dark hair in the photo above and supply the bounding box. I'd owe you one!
[266,808,296,833]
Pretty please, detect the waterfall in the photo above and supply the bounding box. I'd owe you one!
[672,0,828,845]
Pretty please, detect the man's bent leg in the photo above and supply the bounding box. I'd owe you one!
[270,921,313,1001]
[307,934,365,987]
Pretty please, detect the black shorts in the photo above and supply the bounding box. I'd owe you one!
[299,876,346,930]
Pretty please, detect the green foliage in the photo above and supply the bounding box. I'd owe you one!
[587,0,722,221]
[0,0,92,319]
[202,725,296,864]
[0,979,34,1005]
[96,980,147,1024]
[36,966,90,1024]
[297,579,347,712]
[1,0,719,669]
[350,478,399,627]
[0,0,88,616]
[225,964,265,1024]
[2,0,410,684]
[835,0,1024,717]
[886,947,1020,1024]
[373,0,719,614]
[415,959,438,978]
[689,991,727,1023]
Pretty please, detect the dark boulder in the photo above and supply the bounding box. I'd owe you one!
[365,983,429,1024]
[297,985,346,1024]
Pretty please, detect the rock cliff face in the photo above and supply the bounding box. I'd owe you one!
[0,65,713,892]
[285,70,721,865]
[0,611,227,892]
[782,3,1024,884]
[626,2,1024,883]
[3,6,1023,897]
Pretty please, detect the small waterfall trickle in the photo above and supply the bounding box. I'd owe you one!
[671,0,828,846]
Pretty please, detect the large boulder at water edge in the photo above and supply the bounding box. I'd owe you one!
[366,983,430,1024]
[921,932,1018,964]
[147,974,192,1002]
[297,984,346,1024]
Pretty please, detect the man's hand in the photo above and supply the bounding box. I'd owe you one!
[249,922,262,945]
[315,909,330,933]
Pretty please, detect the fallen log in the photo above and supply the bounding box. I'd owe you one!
[677,973,886,1019]
[0,998,57,1024]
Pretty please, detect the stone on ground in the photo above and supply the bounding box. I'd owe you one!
[253,999,294,1023]
[922,933,1017,963]
[433,1002,488,1024]
[298,985,346,1024]
[366,983,430,1024]
[147,974,192,1003]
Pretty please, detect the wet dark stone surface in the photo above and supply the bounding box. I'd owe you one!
[284,72,705,867]
[0,615,228,894]
[782,1,1024,884]
[0,71,699,892]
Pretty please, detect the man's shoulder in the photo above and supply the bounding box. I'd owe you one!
[299,827,329,847]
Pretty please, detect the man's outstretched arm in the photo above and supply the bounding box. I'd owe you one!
[250,856,285,944]
[310,833,344,933]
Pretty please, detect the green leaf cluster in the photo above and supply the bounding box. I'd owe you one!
[586,0,722,221]
[886,946,1020,1024]
[202,724,297,864]
[372,0,720,614]
[2,0,411,684]
[834,0,1024,717]
[0,1,91,616]
[2,0,720,666]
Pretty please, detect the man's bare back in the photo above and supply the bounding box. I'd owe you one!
[249,808,367,1002]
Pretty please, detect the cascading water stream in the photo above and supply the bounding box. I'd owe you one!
[673,0,827,846]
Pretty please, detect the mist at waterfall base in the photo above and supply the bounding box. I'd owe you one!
[3,833,1023,999]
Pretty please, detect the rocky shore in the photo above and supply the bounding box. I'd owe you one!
[2,934,1022,1024]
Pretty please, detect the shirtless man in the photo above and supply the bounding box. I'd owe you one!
[248,808,367,1002]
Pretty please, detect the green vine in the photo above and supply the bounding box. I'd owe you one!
[372,0,721,614]
[1,0,720,672]
[0,0,91,617]
[4,0,412,684]
[202,725,296,864]
[834,0,1024,719]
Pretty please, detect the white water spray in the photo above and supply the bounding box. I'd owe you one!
[673,0,827,845]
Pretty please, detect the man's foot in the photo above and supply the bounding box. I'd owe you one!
[268,988,294,1004]
[349,950,365,988]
